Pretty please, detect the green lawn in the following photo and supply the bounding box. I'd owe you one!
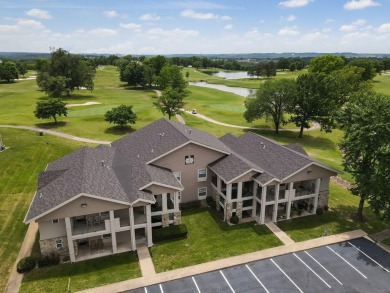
[20,252,141,293]
[151,207,282,272]
[277,183,390,242]
[0,129,91,291]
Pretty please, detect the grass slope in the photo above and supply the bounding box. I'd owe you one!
[151,208,282,272]
[0,129,91,291]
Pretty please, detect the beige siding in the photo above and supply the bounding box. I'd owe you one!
[153,143,225,202]
[147,184,178,195]
[39,219,67,240]
[231,171,258,184]
[38,195,130,222]
[283,164,336,191]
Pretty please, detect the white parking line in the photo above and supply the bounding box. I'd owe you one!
[304,251,343,285]
[220,270,235,293]
[348,241,390,273]
[270,258,304,293]
[144,287,148,293]
[159,284,164,293]
[326,246,367,279]
[192,276,201,293]
[293,253,331,288]
[246,265,270,293]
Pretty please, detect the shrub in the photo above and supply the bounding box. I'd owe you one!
[37,252,60,267]
[17,256,36,273]
[323,205,329,212]
[62,255,70,262]
[316,207,324,215]
[152,224,188,242]
[180,201,200,210]
[206,196,215,207]
[230,214,239,224]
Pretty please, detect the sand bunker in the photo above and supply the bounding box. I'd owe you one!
[67,102,101,107]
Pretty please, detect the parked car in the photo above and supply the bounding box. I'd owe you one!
[192,109,197,114]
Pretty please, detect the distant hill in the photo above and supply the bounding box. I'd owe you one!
[1,52,389,60]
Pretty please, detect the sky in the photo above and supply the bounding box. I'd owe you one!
[1,0,390,55]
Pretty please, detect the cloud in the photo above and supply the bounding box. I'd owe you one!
[344,0,381,10]
[325,19,335,24]
[26,8,52,19]
[340,19,368,31]
[120,23,142,30]
[301,31,322,41]
[103,10,118,18]
[139,13,161,21]
[282,15,297,21]
[278,0,313,8]
[180,9,231,20]
[377,23,390,33]
[0,25,18,32]
[88,41,134,54]
[224,24,233,30]
[147,27,199,38]
[103,10,118,17]
[18,19,45,29]
[76,28,118,36]
[278,26,300,36]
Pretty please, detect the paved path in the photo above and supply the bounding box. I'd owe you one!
[370,229,390,242]
[265,222,295,245]
[78,229,367,293]
[0,125,111,145]
[185,111,320,131]
[4,222,38,293]
[137,243,156,276]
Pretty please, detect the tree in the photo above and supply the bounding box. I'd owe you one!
[34,98,68,123]
[185,71,190,79]
[39,76,70,97]
[338,91,390,221]
[289,73,338,138]
[277,58,290,71]
[330,65,365,105]
[156,65,188,92]
[148,55,166,75]
[143,65,154,90]
[153,88,186,119]
[120,60,144,87]
[244,79,295,134]
[261,61,277,78]
[105,105,137,128]
[16,62,28,77]
[309,54,345,74]
[0,60,19,82]
[37,48,95,96]
[289,62,297,72]
[349,58,376,81]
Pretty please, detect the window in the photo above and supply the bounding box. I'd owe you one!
[185,155,194,165]
[55,240,63,248]
[198,168,207,181]
[198,187,207,199]
[52,219,59,224]
[173,172,181,182]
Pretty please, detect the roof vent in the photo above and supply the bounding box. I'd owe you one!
[137,154,140,158]
[151,148,154,153]
[260,142,265,149]
[189,129,192,134]
[101,160,105,166]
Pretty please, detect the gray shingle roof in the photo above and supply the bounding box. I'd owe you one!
[284,143,309,156]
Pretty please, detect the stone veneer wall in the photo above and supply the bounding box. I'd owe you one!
[215,192,221,212]
[318,190,329,208]
[236,201,243,220]
[173,211,181,225]
[226,202,233,221]
[40,236,69,260]
[162,213,169,227]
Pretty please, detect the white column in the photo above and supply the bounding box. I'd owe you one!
[65,217,75,262]
[162,193,168,212]
[252,183,258,218]
[129,207,136,251]
[226,183,232,202]
[237,182,243,200]
[313,178,321,214]
[146,205,153,247]
[260,186,267,224]
[272,184,280,222]
[287,182,294,220]
[109,210,117,254]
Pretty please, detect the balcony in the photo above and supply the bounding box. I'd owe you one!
[72,216,109,236]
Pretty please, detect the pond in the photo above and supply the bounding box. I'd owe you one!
[189,81,257,98]
[210,71,253,79]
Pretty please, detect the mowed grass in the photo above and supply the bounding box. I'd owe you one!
[277,183,390,242]
[151,208,282,272]
[20,252,141,293]
[0,129,91,291]
[382,237,390,248]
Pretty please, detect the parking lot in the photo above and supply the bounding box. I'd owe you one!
[126,238,390,293]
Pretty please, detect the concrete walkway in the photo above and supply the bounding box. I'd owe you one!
[265,222,295,245]
[137,243,156,276]
[370,229,390,242]
[4,222,39,293]
[0,125,111,145]
[78,229,367,293]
